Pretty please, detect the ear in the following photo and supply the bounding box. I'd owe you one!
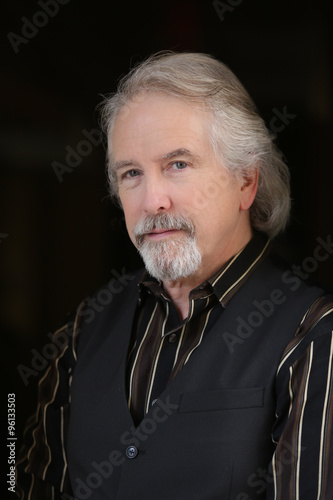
[239,168,259,211]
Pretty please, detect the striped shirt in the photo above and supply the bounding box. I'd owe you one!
[16,233,333,499]
[270,295,333,499]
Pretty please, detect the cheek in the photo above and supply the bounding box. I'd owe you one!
[180,174,236,217]
[125,220,138,248]
[195,196,240,236]
[120,189,137,214]
[120,200,138,239]
[124,211,137,233]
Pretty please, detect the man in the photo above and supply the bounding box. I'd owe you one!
[17,52,333,499]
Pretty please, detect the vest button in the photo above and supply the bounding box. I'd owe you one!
[126,445,138,459]
[169,333,177,343]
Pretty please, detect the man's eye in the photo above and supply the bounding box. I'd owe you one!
[123,169,140,179]
[171,161,188,170]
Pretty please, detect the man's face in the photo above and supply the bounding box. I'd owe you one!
[111,93,255,284]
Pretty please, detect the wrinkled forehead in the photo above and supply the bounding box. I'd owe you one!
[110,95,215,170]
[109,91,210,139]
[108,92,213,161]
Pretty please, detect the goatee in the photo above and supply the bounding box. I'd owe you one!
[133,213,202,282]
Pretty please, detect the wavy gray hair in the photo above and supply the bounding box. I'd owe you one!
[99,51,291,238]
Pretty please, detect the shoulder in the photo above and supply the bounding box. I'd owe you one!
[65,268,145,356]
[238,246,333,348]
[280,293,333,359]
[252,249,329,309]
[68,267,144,323]
[80,267,144,315]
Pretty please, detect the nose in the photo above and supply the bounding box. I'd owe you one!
[142,174,172,214]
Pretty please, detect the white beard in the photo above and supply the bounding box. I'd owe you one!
[133,213,202,282]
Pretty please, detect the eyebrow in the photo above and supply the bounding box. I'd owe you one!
[159,148,198,161]
[112,148,200,173]
[113,159,138,173]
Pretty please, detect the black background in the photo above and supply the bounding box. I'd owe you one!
[2,0,333,445]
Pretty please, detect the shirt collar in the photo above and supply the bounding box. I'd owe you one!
[208,232,271,306]
[138,232,271,307]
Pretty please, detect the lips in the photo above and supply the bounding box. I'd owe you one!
[146,229,180,239]
[133,214,195,248]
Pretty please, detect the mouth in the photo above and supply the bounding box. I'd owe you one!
[146,229,181,240]
[133,214,195,248]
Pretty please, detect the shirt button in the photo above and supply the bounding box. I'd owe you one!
[169,333,177,343]
[126,446,138,459]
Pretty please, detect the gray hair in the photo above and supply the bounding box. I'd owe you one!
[99,51,291,238]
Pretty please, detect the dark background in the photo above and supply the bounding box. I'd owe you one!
[2,0,333,444]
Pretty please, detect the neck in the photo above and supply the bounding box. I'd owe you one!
[162,277,198,321]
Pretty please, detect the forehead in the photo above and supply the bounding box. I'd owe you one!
[110,93,212,158]
[115,91,208,126]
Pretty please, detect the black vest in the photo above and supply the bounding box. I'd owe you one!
[67,257,323,500]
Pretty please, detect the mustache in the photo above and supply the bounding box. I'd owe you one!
[133,213,195,246]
